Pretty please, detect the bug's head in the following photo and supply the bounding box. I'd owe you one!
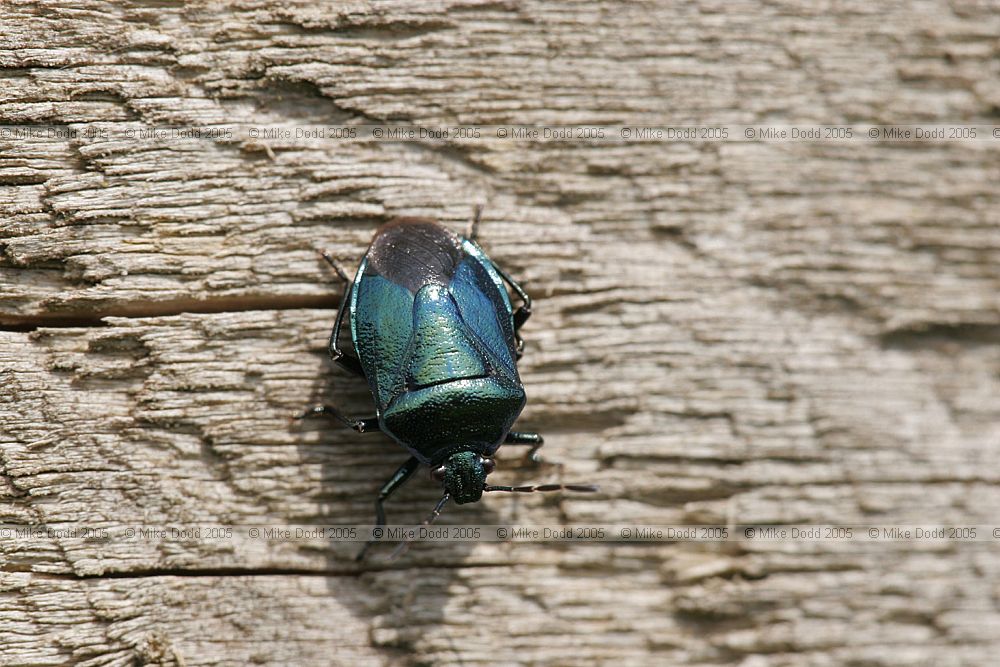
[387,455,598,561]
[431,451,496,504]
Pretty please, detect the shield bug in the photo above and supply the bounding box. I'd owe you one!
[300,208,597,560]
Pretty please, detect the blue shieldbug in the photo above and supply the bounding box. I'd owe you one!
[300,208,597,560]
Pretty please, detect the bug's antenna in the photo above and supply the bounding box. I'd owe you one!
[388,492,451,561]
[484,483,599,494]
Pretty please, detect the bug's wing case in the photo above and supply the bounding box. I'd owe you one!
[456,238,518,369]
[349,255,414,411]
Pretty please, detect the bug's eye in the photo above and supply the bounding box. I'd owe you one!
[431,466,447,482]
[481,458,496,474]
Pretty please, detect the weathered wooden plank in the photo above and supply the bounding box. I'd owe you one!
[2,0,1000,665]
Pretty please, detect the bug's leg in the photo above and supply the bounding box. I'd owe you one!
[504,431,545,463]
[491,262,532,358]
[356,456,421,561]
[328,300,365,378]
[323,257,367,378]
[467,204,483,242]
[316,249,364,377]
[294,405,380,434]
[319,250,350,283]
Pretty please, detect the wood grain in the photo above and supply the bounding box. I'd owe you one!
[2,1,999,665]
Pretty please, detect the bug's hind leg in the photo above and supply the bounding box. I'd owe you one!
[328,302,364,378]
[491,262,532,358]
[504,431,544,464]
[319,250,350,283]
[467,204,483,242]
[356,456,420,561]
[298,252,371,427]
[316,249,365,378]
[294,405,380,434]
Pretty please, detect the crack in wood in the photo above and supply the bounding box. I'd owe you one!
[0,294,340,329]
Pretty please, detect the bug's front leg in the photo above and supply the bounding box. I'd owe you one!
[294,405,380,434]
[504,431,544,463]
[356,456,420,561]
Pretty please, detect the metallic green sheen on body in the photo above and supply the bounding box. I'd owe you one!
[348,230,525,466]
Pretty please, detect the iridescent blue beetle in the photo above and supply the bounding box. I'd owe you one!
[300,208,596,559]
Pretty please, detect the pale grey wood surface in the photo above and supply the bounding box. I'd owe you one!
[2,1,1000,665]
